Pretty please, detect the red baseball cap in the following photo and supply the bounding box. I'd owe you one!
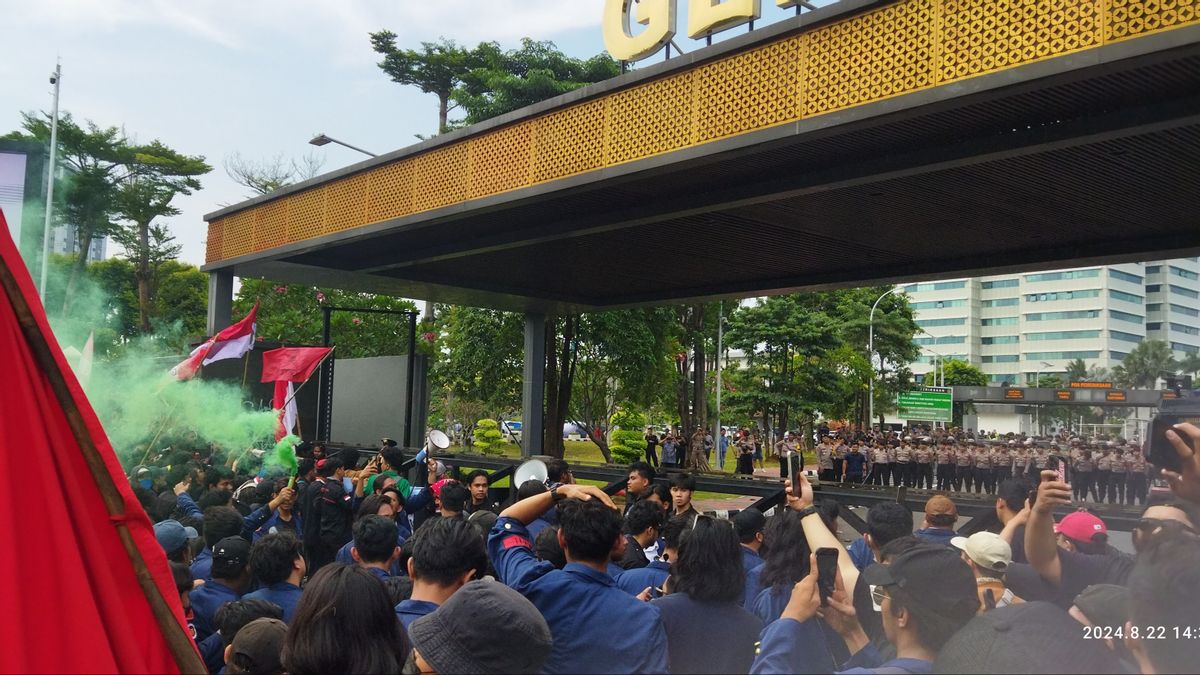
[1055,511,1107,543]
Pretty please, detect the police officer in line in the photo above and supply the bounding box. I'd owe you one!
[915,439,934,489]
[894,440,912,487]
[954,442,973,492]
[936,439,955,491]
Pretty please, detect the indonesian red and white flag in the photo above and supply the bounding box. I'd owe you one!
[273,381,298,441]
[171,301,259,380]
[260,346,332,383]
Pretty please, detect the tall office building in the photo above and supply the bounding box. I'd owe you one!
[902,259,1200,386]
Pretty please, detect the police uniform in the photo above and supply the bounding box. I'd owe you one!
[954,446,973,492]
[832,443,845,481]
[894,444,913,487]
[1110,450,1129,504]
[1126,448,1148,506]
[871,446,891,486]
[817,442,835,482]
[1013,447,1029,479]
[936,444,955,491]
[915,444,933,489]
[1095,451,1112,503]
[1074,451,1095,502]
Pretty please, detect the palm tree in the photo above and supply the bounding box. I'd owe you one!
[1180,352,1200,379]
[1112,339,1177,389]
[1065,358,1089,384]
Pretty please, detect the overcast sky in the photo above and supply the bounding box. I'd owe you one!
[1,0,815,266]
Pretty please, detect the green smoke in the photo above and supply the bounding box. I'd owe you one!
[271,434,300,476]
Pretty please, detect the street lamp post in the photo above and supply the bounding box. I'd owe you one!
[1034,360,1053,435]
[39,61,62,301]
[308,133,378,158]
[868,288,898,431]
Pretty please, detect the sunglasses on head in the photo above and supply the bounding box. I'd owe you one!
[1134,518,1199,538]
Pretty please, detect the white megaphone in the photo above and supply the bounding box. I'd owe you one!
[415,429,451,463]
[514,459,549,487]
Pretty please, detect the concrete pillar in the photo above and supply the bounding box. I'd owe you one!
[522,313,546,458]
[206,271,234,335]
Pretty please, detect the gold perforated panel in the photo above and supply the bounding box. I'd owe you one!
[1108,0,1198,41]
[470,121,535,198]
[533,98,609,183]
[287,188,327,243]
[220,212,255,260]
[940,0,1101,83]
[806,0,935,117]
[205,0,1200,264]
[326,173,370,233]
[608,73,697,164]
[366,160,415,224]
[254,200,289,251]
[413,144,471,213]
[694,36,805,143]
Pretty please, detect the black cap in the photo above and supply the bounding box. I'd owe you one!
[862,545,978,616]
[212,536,251,578]
[934,602,1123,674]
[733,509,767,541]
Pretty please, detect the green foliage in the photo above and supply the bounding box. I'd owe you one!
[455,39,620,125]
[611,408,647,430]
[1112,339,1177,389]
[941,359,988,387]
[233,279,419,358]
[370,33,619,134]
[433,306,524,415]
[610,429,645,465]
[473,418,505,455]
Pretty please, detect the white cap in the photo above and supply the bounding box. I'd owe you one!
[951,532,1013,573]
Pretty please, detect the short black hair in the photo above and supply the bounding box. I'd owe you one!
[1129,536,1200,674]
[297,457,315,477]
[169,561,192,595]
[206,466,234,489]
[202,506,244,549]
[628,461,656,482]
[733,509,766,543]
[214,598,283,647]
[517,479,548,501]
[381,576,413,606]
[317,457,343,477]
[878,535,924,562]
[624,499,665,535]
[546,458,571,483]
[557,498,622,564]
[353,515,399,564]
[356,494,390,521]
[867,502,914,548]
[660,515,690,553]
[439,481,469,513]
[669,473,697,491]
[249,533,302,586]
[464,469,489,485]
[673,516,743,603]
[997,478,1033,512]
[381,447,405,472]
[648,483,671,504]
[198,489,233,511]
[409,517,486,585]
[535,525,566,569]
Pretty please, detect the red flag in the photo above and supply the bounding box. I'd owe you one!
[0,211,203,672]
[171,301,259,380]
[261,346,332,383]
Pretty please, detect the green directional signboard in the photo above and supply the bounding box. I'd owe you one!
[897,387,953,423]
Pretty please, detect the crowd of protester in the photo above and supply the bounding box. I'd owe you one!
[136,420,1200,674]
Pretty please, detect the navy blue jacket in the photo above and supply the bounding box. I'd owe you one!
[615,560,670,597]
[189,580,241,642]
[913,527,956,547]
[242,581,302,622]
[752,584,850,671]
[743,563,765,611]
[490,516,668,674]
[653,592,762,674]
[753,618,932,674]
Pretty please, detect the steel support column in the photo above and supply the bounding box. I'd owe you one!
[522,313,546,457]
[206,271,234,335]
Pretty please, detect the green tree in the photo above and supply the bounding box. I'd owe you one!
[433,306,524,417]
[1112,339,1177,389]
[114,141,211,332]
[455,39,620,125]
[1178,352,1200,379]
[154,261,208,340]
[940,359,987,427]
[234,280,419,358]
[370,34,474,134]
[473,418,505,455]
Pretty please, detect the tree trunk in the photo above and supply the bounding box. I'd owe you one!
[437,94,450,134]
[135,218,152,333]
[692,306,706,435]
[553,315,577,458]
[62,228,93,317]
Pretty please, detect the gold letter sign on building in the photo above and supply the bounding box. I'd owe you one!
[688,0,761,39]
[603,0,677,62]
